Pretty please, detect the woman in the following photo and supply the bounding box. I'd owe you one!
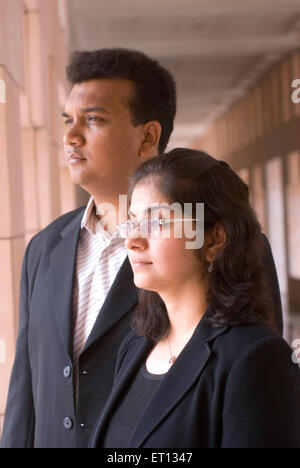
[89,148,300,448]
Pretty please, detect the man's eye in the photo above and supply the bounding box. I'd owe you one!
[87,115,104,122]
[64,119,73,125]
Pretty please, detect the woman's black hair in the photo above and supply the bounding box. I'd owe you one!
[128,148,274,341]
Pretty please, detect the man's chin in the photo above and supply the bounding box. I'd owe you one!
[68,167,90,187]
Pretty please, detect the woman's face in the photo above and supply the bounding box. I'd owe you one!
[125,178,207,294]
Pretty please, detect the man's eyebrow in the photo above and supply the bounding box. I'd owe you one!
[61,106,110,118]
[81,106,110,114]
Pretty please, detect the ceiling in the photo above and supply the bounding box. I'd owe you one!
[67,0,300,149]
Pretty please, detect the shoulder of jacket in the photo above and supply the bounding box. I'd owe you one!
[120,329,143,355]
[114,329,144,378]
[213,323,283,365]
[28,206,85,246]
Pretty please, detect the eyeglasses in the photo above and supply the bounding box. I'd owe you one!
[116,218,200,239]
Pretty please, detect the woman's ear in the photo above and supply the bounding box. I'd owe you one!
[205,223,227,262]
[139,121,162,158]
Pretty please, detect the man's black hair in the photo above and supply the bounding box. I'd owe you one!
[66,48,176,153]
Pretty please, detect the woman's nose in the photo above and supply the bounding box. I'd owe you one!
[125,231,148,251]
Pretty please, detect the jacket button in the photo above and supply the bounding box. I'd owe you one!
[63,366,71,379]
[63,417,73,430]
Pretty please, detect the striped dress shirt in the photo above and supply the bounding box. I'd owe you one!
[72,197,128,396]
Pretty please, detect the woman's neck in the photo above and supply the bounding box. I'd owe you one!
[159,276,208,342]
[146,278,209,373]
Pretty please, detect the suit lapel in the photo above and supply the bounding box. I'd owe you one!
[130,319,228,448]
[50,211,83,358]
[90,332,211,448]
[82,256,138,353]
[129,333,211,447]
[50,205,138,360]
[89,336,154,448]
[90,315,228,449]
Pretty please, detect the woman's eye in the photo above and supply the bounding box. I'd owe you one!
[151,219,165,231]
[159,219,168,227]
[64,119,73,125]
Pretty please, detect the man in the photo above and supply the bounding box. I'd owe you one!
[1,48,282,448]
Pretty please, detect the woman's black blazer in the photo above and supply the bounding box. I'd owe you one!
[89,316,300,448]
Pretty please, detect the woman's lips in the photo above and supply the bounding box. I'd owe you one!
[131,260,153,269]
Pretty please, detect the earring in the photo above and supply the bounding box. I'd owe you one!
[208,261,214,273]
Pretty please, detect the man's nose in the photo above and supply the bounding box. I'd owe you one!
[63,122,85,147]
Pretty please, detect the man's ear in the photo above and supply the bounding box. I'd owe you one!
[139,121,162,158]
[205,223,227,262]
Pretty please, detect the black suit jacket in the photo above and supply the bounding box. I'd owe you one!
[1,207,138,448]
[1,207,282,448]
[89,318,300,448]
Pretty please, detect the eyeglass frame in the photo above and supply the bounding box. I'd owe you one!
[116,218,201,239]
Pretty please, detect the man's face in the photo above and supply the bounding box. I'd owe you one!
[63,79,147,198]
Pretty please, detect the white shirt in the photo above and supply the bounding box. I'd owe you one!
[72,197,128,372]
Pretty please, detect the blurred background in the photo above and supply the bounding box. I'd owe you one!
[1,0,300,433]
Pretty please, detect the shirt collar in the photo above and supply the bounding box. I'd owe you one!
[81,197,121,242]
[81,197,98,235]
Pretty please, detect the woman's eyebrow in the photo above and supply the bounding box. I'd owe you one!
[144,205,171,216]
[128,205,171,217]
